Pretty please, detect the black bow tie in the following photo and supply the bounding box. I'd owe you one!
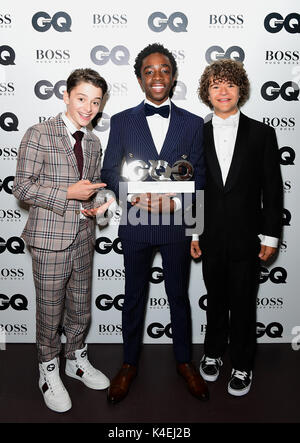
[144,103,170,118]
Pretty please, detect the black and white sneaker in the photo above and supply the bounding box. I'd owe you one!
[228,369,252,396]
[199,355,223,382]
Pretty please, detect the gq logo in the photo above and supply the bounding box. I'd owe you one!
[256,322,283,338]
[95,237,123,254]
[0,113,18,131]
[148,12,188,32]
[199,295,207,311]
[147,322,172,338]
[264,13,300,34]
[0,176,14,194]
[0,294,28,311]
[34,80,66,100]
[259,267,287,284]
[149,267,164,284]
[0,45,15,65]
[261,81,299,101]
[283,208,292,226]
[0,237,25,254]
[90,45,130,65]
[279,146,295,166]
[92,112,111,132]
[32,11,72,32]
[205,46,245,63]
[95,294,124,311]
[172,81,187,100]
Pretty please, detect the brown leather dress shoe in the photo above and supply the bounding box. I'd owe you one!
[177,362,209,401]
[107,363,137,404]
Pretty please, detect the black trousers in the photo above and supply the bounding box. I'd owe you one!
[121,238,192,365]
[202,254,260,372]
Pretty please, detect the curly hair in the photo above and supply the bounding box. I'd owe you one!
[198,59,250,109]
[134,43,177,78]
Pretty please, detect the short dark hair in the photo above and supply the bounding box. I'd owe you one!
[66,68,108,96]
[134,43,177,78]
[198,59,250,109]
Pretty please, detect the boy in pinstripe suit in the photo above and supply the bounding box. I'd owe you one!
[13,69,112,413]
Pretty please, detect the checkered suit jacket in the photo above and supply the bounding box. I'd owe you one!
[13,113,102,251]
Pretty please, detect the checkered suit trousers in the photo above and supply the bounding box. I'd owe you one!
[31,220,94,362]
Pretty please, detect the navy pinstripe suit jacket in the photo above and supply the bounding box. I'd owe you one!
[101,101,205,244]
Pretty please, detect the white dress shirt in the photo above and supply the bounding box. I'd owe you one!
[61,112,87,219]
[193,111,278,248]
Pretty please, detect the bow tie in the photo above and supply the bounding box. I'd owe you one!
[144,103,170,118]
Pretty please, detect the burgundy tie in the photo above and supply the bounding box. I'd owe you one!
[72,131,84,179]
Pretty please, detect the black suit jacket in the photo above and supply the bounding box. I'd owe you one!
[199,112,283,259]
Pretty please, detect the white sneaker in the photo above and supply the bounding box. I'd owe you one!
[200,355,223,382]
[228,369,252,396]
[65,344,110,390]
[39,357,72,413]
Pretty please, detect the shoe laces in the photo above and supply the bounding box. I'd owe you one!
[203,356,222,366]
[232,369,249,381]
[45,370,66,393]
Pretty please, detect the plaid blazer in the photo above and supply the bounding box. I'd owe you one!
[13,113,102,251]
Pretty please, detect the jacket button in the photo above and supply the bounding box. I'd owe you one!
[75,210,81,215]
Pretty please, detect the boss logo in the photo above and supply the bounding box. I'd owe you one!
[0,45,15,65]
[263,117,295,129]
[0,147,18,159]
[172,81,187,100]
[0,237,25,254]
[36,49,70,62]
[0,82,15,94]
[198,294,207,311]
[280,240,287,252]
[32,11,72,32]
[97,268,125,279]
[38,116,55,123]
[0,176,14,194]
[261,81,299,101]
[283,208,291,226]
[147,322,172,339]
[279,146,295,165]
[149,297,169,308]
[259,266,287,284]
[265,50,300,63]
[0,113,18,131]
[0,323,27,334]
[90,45,130,65]
[0,14,12,25]
[171,50,185,62]
[98,324,122,334]
[95,237,122,254]
[0,268,24,279]
[264,12,300,34]
[92,112,111,132]
[95,294,124,311]
[148,11,188,33]
[205,46,245,63]
[0,294,28,311]
[34,80,66,100]
[149,267,164,284]
[257,297,283,308]
[107,82,128,96]
[0,209,21,220]
[284,180,292,193]
[209,14,244,26]
[256,322,283,338]
[93,13,127,26]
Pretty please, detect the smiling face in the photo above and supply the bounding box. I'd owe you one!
[208,78,240,119]
[63,81,103,129]
[137,52,175,105]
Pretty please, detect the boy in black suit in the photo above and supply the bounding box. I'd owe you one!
[191,59,283,396]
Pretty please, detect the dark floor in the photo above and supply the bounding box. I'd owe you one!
[0,343,299,425]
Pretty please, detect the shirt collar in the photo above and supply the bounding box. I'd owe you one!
[61,112,87,135]
[144,98,171,108]
[212,110,240,127]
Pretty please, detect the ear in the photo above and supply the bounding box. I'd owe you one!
[63,90,70,105]
[137,77,144,92]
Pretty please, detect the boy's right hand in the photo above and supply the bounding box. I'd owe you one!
[67,180,106,201]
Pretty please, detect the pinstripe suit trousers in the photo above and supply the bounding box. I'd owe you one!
[31,220,94,362]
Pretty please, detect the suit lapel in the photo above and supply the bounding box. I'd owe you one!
[53,114,79,177]
[130,102,159,160]
[224,112,249,192]
[159,102,185,159]
[204,120,224,190]
[82,133,94,179]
